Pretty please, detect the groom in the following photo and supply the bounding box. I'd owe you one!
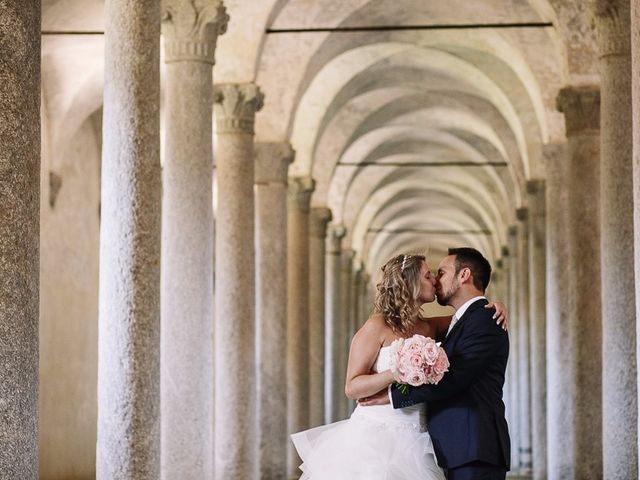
[361,247,510,480]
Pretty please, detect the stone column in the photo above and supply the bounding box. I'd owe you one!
[309,207,332,428]
[515,208,532,474]
[633,0,640,467]
[557,85,602,479]
[543,143,573,479]
[506,228,520,473]
[255,142,294,479]
[213,83,264,479]
[0,2,40,478]
[359,271,371,326]
[287,176,315,478]
[339,249,355,419]
[96,1,161,478]
[346,261,363,413]
[160,3,227,478]
[526,180,546,480]
[593,3,638,478]
[324,225,346,423]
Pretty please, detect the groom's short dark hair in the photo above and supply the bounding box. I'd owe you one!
[448,247,492,291]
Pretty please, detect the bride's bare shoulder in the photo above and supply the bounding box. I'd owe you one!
[358,313,390,336]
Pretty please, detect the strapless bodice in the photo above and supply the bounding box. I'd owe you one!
[350,345,425,432]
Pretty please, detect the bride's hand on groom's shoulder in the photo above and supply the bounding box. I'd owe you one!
[486,301,508,331]
[358,387,391,407]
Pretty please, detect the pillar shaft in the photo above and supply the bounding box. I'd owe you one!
[213,83,263,479]
[97,1,161,478]
[527,180,546,480]
[287,176,315,479]
[339,249,355,419]
[160,3,227,478]
[309,207,332,428]
[0,1,40,478]
[255,142,293,479]
[324,225,346,423]
[515,208,531,474]
[594,3,638,477]
[543,143,573,479]
[632,0,640,467]
[506,228,520,472]
[557,85,603,479]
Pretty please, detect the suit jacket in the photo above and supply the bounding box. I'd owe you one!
[391,298,511,470]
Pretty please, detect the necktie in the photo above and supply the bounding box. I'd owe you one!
[446,315,458,338]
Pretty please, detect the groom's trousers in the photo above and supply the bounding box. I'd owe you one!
[446,461,507,480]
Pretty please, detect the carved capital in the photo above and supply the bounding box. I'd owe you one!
[309,207,333,238]
[592,0,631,57]
[501,245,509,258]
[341,249,355,271]
[527,180,546,216]
[287,176,315,214]
[255,142,294,184]
[507,225,518,237]
[162,0,229,64]
[556,86,600,135]
[213,83,264,134]
[526,179,545,195]
[516,207,529,222]
[327,224,346,254]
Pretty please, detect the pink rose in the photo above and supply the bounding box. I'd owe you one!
[422,341,440,365]
[407,369,427,387]
[397,355,413,378]
[410,352,423,368]
[432,350,450,379]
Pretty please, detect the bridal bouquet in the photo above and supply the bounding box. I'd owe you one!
[388,334,449,393]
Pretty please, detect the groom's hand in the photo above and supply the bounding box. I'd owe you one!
[358,387,391,406]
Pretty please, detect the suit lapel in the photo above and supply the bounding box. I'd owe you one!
[443,298,489,346]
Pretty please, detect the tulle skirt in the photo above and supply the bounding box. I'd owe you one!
[291,407,446,480]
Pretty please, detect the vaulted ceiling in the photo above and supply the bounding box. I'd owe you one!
[42,0,598,273]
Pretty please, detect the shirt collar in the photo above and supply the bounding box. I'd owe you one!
[454,295,487,321]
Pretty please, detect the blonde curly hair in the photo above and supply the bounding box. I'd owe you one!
[373,254,426,335]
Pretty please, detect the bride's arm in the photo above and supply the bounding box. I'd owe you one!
[344,316,395,400]
[423,301,509,336]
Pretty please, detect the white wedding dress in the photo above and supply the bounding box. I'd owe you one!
[291,346,446,480]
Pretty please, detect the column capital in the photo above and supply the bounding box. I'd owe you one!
[287,176,315,214]
[507,225,518,237]
[255,142,294,184]
[592,0,631,58]
[526,179,545,195]
[527,180,546,217]
[327,224,346,254]
[341,249,355,271]
[501,245,510,257]
[516,207,529,222]
[162,0,229,64]
[309,207,333,239]
[556,86,600,136]
[213,83,264,134]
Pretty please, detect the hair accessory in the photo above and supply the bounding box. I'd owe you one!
[400,255,409,272]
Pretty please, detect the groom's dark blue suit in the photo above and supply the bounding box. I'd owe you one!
[391,298,510,479]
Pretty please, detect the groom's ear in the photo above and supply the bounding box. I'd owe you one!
[459,266,472,284]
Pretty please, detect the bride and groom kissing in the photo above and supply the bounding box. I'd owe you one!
[292,247,511,480]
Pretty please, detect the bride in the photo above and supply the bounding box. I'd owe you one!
[291,253,507,479]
